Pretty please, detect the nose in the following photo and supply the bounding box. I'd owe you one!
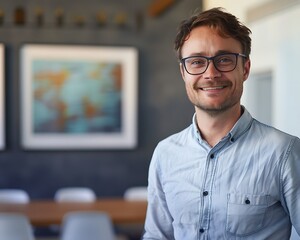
[203,60,221,79]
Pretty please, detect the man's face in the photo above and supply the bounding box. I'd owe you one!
[180,26,250,114]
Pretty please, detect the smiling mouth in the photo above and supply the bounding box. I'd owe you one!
[201,86,226,91]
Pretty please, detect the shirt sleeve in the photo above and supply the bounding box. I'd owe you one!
[142,145,175,240]
[281,137,300,236]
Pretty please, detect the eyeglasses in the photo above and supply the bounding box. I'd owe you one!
[180,53,248,75]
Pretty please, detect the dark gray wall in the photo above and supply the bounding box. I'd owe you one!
[0,0,199,199]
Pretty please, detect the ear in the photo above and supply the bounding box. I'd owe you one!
[243,58,251,82]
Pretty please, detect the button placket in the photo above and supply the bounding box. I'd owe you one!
[199,151,218,236]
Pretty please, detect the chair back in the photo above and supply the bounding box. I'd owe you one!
[124,186,148,201]
[54,187,96,202]
[0,213,34,240]
[0,189,30,203]
[61,211,115,240]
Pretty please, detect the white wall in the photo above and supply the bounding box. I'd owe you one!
[247,5,300,137]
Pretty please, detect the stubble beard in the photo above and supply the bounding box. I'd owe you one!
[194,99,239,117]
[187,88,243,117]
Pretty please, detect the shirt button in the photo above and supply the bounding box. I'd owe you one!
[210,154,214,159]
[245,199,251,204]
[199,228,205,233]
[203,191,208,196]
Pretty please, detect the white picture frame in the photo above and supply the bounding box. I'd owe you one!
[20,44,138,149]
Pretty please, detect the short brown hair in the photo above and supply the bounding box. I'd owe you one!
[174,7,252,59]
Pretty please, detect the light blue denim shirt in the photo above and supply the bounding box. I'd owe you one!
[143,108,300,240]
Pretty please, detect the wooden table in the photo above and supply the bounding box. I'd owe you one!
[0,198,147,227]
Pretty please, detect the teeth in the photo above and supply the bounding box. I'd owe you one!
[202,86,224,91]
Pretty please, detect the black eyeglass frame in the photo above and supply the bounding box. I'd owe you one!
[180,53,248,75]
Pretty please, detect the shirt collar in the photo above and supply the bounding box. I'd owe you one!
[228,106,253,142]
[192,106,253,144]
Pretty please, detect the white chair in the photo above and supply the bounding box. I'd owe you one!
[51,187,96,234]
[124,186,148,201]
[61,211,115,240]
[0,189,30,203]
[0,213,34,240]
[54,187,96,202]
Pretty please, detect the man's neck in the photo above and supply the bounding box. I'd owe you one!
[195,105,242,147]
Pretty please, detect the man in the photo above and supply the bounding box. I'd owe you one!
[143,7,300,239]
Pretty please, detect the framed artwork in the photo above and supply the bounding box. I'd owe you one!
[0,44,4,149]
[20,44,138,149]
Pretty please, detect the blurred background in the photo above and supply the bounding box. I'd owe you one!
[0,0,299,239]
[0,0,198,199]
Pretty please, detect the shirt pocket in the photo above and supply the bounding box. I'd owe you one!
[226,193,270,237]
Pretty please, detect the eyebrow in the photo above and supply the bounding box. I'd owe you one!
[185,50,236,58]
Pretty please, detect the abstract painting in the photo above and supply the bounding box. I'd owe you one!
[21,44,137,149]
